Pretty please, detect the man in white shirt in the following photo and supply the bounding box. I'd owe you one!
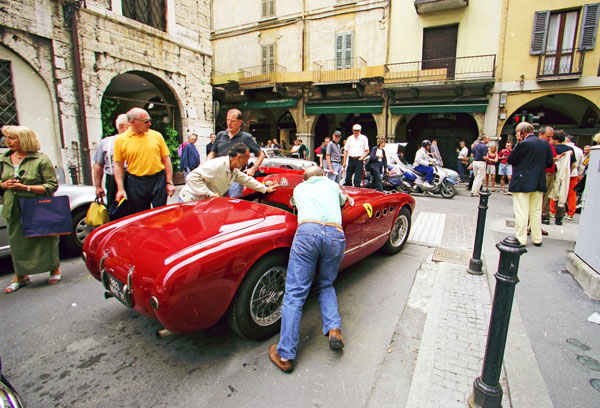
[343,124,369,187]
[456,140,469,183]
[413,140,435,189]
[93,113,129,204]
[179,143,277,202]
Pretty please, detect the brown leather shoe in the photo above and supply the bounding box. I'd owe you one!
[328,329,344,350]
[269,344,293,373]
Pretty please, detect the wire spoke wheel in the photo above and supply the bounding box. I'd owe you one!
[250,266,286,326]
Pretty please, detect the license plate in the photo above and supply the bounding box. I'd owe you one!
[106,273,130,306]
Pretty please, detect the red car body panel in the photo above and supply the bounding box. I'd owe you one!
[83,176,415,334]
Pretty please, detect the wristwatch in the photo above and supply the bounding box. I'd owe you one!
[27,186,31,192]
[166,181,174,185]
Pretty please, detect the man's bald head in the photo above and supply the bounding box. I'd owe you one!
[516,122,534,136]
[303,166,324,181]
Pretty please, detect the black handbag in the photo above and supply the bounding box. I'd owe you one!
[18,195,72,238]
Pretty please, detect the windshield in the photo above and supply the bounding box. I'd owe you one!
[264,149,284,158]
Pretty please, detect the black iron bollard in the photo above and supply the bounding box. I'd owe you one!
[467,188,491,275]
[468,236,527,408]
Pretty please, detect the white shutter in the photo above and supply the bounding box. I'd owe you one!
[335,34,344,69]
[579,3,600,50]
[530,11,550,55]
[344,32,353,68]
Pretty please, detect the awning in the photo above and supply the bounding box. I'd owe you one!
[305,100,383,115]
[239,98,298,110]
[390,103,488,114]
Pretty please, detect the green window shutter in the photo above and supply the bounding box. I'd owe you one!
[262,0,267,17]
[579,3,600,50]
[530,10,550,55]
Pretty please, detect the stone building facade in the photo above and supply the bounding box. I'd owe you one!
[0,0,212,184]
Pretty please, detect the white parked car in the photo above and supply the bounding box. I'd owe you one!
[0,184,96,257]
[252,148,317,170]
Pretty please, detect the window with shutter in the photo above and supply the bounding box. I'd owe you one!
[579,3,600,49]
[530,11,550,55]
[335,32,353,69]
[261,44,275,74]
[262,0,275,18]
[0,60,19,129]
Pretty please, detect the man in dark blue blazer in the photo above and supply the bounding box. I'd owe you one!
[507,122,554,246]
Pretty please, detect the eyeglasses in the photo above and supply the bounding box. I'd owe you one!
[134,118,151,124]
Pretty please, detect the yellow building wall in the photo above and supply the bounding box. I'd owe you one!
[501,0,600,82]
[388,0,502,63]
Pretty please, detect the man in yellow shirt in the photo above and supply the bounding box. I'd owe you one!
[113,107,175,215]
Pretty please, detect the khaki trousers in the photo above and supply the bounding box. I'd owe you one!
[541,173,555,218]
[513,192,543,245]
[471,161,486,194]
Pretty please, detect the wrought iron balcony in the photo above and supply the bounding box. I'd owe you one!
[239,64,287,88]
[414,0,468,14]
[536,49,585,81]
[313,57,367,84]
[384,54,496,85]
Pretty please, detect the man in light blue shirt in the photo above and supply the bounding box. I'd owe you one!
[269,166,352,373]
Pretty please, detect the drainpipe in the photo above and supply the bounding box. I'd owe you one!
[63,0,92,185]
[302,0,306,71]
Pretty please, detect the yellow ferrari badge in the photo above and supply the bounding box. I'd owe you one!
[363,203,373,218]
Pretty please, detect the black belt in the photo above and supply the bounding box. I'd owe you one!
[127,170,164,179]
[349,156,361,160]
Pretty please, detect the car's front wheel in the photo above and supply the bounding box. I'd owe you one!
[227,252,287,340]
[382,207,411,254]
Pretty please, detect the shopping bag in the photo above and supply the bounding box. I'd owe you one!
[108,197,129,221]
[86,197,110,227]
[19,196,72,238]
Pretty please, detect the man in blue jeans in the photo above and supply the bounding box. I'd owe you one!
[269,166,352,373]
[413,140,435,189]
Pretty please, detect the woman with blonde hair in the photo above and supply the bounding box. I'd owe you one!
[1,125,61,293]
[485,144,498,192]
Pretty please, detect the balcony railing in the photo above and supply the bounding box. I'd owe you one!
[313,57,367,83]
[239,64,287,87]
[384,54,496,84]
[537,49,584,81]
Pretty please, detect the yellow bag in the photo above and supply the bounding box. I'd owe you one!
[86,198,110,227]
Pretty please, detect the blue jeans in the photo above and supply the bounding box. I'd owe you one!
[414,165,434,183]
[277,222,346,360]
[326,162,342,183]
[457,160,465,182]
[226,181,243,198]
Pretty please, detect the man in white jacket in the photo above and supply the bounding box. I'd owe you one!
[179,143,277,202]
[413,140,435,189]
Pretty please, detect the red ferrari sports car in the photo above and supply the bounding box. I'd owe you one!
[82,172,415,340]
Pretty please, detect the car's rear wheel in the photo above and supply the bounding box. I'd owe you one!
[382,207,411,254]
[227,252,287,340]
[60,206,93,253]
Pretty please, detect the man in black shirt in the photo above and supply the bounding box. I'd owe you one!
[207,109,266,197]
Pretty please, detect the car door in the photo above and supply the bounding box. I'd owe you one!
[0,204,10,257]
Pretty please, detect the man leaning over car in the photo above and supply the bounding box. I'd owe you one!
[179,143,277,202]
[269,165,352,373]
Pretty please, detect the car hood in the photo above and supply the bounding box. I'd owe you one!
[88,198,269,271]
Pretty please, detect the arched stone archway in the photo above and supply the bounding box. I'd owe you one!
[340,113,378,147]
[406,113,479,170]
[246,109,276,145]
[501,93,600,147]
[277,111,297,151]
[101,71,183,142]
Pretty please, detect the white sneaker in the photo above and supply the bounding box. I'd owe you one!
[423,182,433,189]
[566,215,574,220]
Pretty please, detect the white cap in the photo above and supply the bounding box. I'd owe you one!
[352,124,361,131]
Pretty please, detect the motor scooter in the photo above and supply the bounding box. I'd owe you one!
[387,155,457,199]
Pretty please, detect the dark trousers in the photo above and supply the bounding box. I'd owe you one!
[369,167,383,191]
[125,170,167,215]
[345,157,364,187]
[457,160,466,182]
[105,174,117,205]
